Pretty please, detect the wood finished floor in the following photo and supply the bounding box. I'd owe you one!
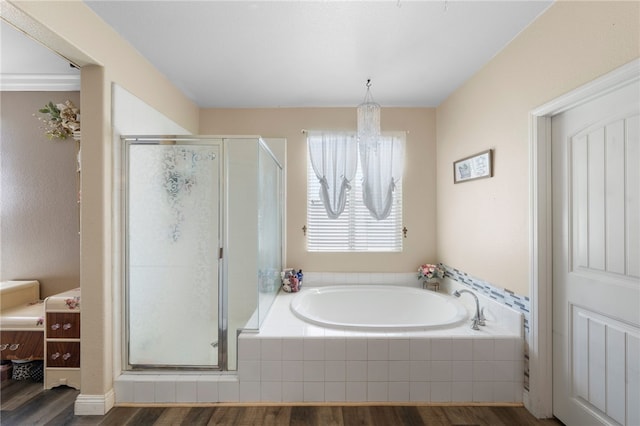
[1,380,565,426]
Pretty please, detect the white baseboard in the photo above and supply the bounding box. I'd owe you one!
[74,389,115,416]
[523,389,531,413]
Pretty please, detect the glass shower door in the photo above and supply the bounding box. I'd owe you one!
[125,139,221,368]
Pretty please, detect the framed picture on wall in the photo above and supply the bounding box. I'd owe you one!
[453,149,493,183]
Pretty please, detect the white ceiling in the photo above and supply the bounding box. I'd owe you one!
[2,1,553,108]
[1,21,76,74]
[0,20,81,91]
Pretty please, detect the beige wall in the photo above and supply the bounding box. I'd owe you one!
[6,0,638,407]
[200,107,437,272]
[436,1,640,296]
[8,0,199,134]
[3,0,200,402]
[1,91,80,297]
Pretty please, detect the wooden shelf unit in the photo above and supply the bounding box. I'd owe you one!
[44,289,81,390]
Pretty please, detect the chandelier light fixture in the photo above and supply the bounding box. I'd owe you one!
[357,79,381,150]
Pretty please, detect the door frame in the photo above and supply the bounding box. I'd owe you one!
[527,58,640,418]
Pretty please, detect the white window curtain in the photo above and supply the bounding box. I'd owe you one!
[359,134,405,220]
[307,131,358,219]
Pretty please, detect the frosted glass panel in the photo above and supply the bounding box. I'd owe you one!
[127,142,220,367]
[225,139,259,371]
[225,138,283,371]
[258,142,282,326]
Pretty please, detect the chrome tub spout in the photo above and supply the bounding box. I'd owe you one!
[453,289,486,330]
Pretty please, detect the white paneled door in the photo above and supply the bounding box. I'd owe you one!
[552,80,640,426]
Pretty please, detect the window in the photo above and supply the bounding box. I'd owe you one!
[306,133,404,252]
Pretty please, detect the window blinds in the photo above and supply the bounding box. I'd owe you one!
[306,132,404,252]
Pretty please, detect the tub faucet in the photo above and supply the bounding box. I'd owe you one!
[453,289,486,330]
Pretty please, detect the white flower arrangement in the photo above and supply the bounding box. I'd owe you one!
[35,100,80,140]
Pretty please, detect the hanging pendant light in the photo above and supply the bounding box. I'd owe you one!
[357,79,381,150]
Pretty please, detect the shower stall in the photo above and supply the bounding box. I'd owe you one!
[122,136,283,371]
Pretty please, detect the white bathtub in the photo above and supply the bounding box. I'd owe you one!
[290,285,468,330]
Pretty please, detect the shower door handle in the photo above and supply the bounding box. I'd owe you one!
[219,247,223,259]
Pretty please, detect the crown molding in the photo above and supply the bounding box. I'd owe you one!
[0,73,80,91]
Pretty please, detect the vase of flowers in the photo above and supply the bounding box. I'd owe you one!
[418,263,444,291]
[35,100,80,140]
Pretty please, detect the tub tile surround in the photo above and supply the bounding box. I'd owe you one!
[440,264,531,390]
[236,287,523,403]
[301,272,418,287]
[113,272,524,404]
[440,266,530,332]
